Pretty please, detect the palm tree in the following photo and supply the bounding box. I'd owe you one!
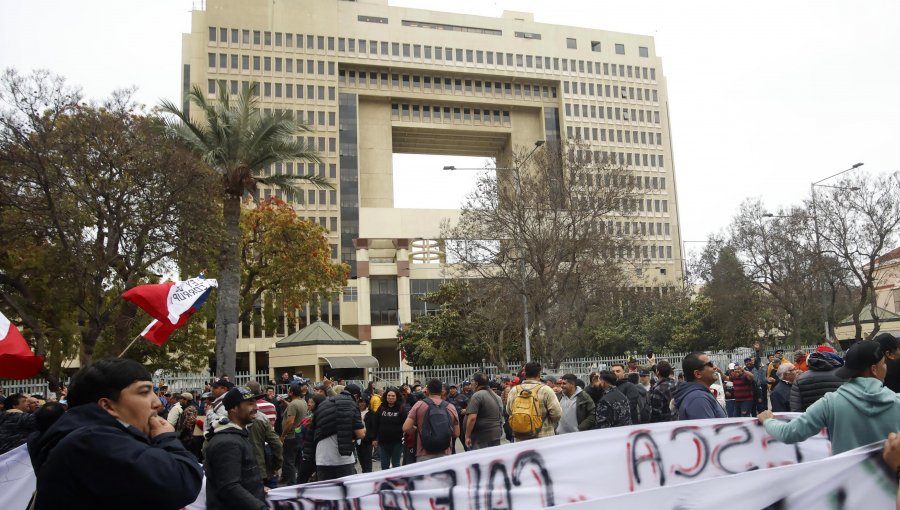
[160,82,326,377]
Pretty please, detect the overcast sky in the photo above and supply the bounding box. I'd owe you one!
[2,0,898,248]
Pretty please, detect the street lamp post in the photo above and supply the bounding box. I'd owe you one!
[810,162,863,342]
[443,140,545,363]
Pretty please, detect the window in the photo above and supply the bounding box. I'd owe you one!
[615,43,625,55]
[411,279,445,317]
[591,41,601,52]
[343,287,357,302]
[208,27,216,42]
[515,31,542,40]
[566,38,577,49]
[358,15,388,24]
[370,277,398,325]
[639,46,649,58]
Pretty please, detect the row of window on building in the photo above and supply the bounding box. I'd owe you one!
[207,79,337,103]
[577,173,668,191]
[564,103,661,125]
[564,80,659,104]
[568,126,662,147]
[340,68,558,102]
[390,102,511,125]
[206,26,659,82]
[567,149,666,169]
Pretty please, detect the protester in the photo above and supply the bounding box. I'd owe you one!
[296,395,324,484]
[204,386,267,510]
[874,332,900,393]
[357,398,375,473]
[727,363,755,417]
[0,392,37,454]
[506,362,561,440]
[371,388,407,469]
[556,373,595,433]
[789,348,847,412]
[647,361,676,422]
[464,373,505,449]
[167,392,191,426]
[611,363,648,424]
[245,381,282,489]
[770,362,797,412]
[279,383,308,485]
[758,340,900,454]
[403,379,460,461]
[314,383,365,480]
[593,371,633,429]
[27,358,202,509]
[674,352,728,420]
[793,350,809,372]
[205,378,234,437]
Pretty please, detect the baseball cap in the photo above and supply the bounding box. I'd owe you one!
[211,378,234,389]
[180,392,193,400]
[835,340,883,379]
[200,392,212,399]
[815,345,836,353]
[222,386,264,411]
[639,369,650,376]
[744,357,753,363]
[873,332,900,355]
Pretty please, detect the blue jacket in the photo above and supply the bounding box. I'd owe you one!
[764,376,900,454]
[673,382,727,420]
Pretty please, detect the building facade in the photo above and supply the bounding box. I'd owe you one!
[182,0,684,375]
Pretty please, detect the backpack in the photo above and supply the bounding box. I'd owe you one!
[508,384,543,437]
[419,398,453,453]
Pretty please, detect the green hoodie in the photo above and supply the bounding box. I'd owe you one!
[764,377,900,454]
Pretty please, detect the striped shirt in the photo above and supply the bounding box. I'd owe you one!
[256,398,277,426]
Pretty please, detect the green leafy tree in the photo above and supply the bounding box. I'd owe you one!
[0,69,219,385]
[160,83,326,377]
[400,281,522,370]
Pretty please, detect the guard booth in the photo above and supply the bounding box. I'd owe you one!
[268,320,378,382]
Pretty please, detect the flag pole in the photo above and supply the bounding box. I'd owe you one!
[117,334,143,358]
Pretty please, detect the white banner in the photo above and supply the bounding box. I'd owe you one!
[267,416,840,508]
[4,416,895,509]
[0,445,35,510]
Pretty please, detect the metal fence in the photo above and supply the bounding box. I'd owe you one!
[0,370,271,399]
[3,346,820,397]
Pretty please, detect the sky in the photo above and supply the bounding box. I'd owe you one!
[2,0,898,247]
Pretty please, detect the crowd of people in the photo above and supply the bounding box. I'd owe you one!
[1,332,899,508]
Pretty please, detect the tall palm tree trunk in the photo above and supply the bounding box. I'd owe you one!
[216,194,242,377]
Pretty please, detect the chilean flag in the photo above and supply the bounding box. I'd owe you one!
[122,275,217,346]
[0,311,44,379]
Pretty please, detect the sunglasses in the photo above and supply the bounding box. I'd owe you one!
[704,361,715,368]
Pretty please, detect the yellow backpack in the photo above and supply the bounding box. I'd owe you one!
[508,384,543,437]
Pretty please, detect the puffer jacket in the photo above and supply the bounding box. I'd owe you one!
[0,410,37,454]
[789,352,847,412]
[313,392,360,456]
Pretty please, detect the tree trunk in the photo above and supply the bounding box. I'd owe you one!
[216,194,241,377]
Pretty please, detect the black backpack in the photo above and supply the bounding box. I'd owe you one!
[420,398,453,453]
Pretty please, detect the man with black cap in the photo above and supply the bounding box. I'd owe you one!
[205,378,235,437]
[758,340,900,454]
[205,386,267,510]
[874,332,900,393]
[313,383,365,481]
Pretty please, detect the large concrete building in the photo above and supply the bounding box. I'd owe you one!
[182,0,683,377]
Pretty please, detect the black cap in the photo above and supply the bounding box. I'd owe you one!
[344,383,362,397]
[639,369,650,376]
[835,340,883,379]
[222,386,263,411]
[211,378,234,389]
[873,332,900,355]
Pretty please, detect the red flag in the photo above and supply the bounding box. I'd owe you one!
[0,311,44,379]
[128,276,217,347]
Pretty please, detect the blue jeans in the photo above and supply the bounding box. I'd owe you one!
[379,442,403,470]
